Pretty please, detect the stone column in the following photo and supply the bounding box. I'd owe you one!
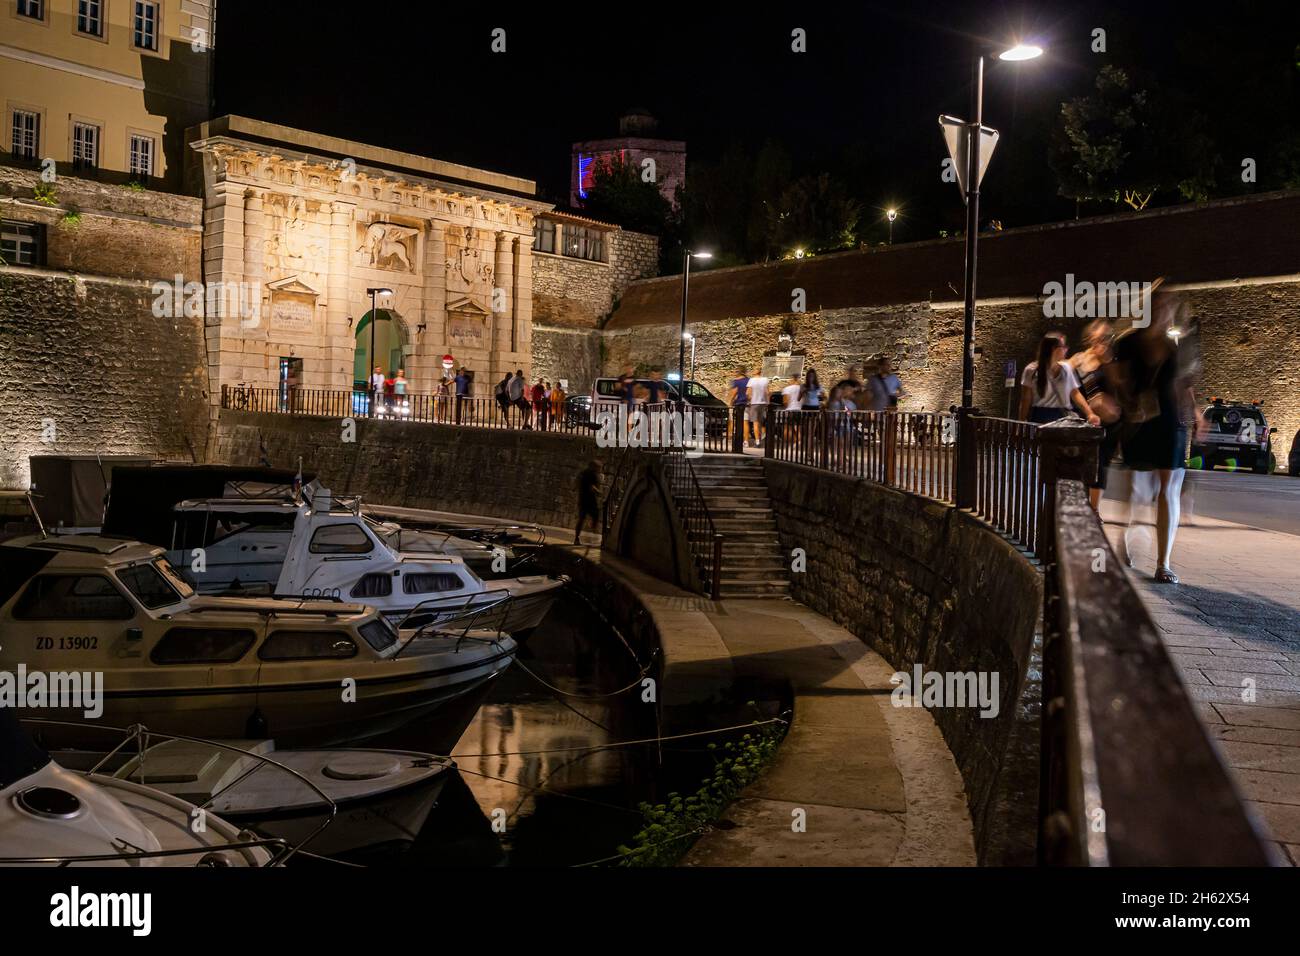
[203,179,244,399]
[418,220,447,393]
[242,188,265,343]
[326,201,355,390]
[493,231,514,382]
[514,234,534,377]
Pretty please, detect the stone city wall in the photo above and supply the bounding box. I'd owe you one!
[0,270,209,488]
[0,165,202,281]
[761,459,1043,865]
[603,285,1300,462]
[211,408,618,531]
[0,168,207,488]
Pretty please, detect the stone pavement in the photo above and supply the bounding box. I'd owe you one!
[679,599,974,866]
[1102,504,1300,866]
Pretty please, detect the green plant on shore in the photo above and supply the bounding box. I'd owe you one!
[58,210,82,229]
[616,720,783,867]
[33,182,58,206]
[124,180,146,192]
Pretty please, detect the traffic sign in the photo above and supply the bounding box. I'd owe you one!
[939,115,1000,197]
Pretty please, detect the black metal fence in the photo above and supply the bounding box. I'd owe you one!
[221,384,594,434]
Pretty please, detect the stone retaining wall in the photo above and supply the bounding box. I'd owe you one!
[210,408,618,531]
[761,459,1043,864]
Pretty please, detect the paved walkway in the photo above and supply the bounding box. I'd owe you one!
[566,550,974,866]
[1102,504,1300,866]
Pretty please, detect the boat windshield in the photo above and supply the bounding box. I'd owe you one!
[153,558,195,600]
[117,560,187,609]
[363,516,450,554]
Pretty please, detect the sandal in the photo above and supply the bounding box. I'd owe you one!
[1154,566,1179,585]
[1119,528,1135,568]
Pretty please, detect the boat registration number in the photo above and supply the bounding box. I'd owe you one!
[301,587,343,599]
[35,636,99,651]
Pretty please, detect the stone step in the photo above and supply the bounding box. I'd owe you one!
[704,507,775,520]
[718,583,791,599]
[712,520,777,533]
[690,529,779,544]
[720,568,790,582]
[720,555,789,570]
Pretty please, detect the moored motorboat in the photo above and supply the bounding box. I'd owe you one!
[162,483,565,635]
[112,738,452,857]
[0,710,275,867]
[0,535,517,749]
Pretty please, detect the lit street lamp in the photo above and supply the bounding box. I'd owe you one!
[677,250,712,393]
[366,286,393,415]
[886,207,898,245]
[683,331,697,382]
[956,41,1044,410]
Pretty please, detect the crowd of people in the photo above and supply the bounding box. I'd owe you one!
[494,370,568,430]
[727,354,906,447]
[1019,284,1204,584]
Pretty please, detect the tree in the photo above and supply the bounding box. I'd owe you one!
[1050,65,1217,213]
[580,154,674,236]
[766,173,860,255]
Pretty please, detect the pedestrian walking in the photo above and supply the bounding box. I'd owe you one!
[575,460,602,545]
[745,366,771,447]
[729,365,749,448]
[454,366,469,423]
[507,368,529,427]
[370,364,385,414]
[1018,333,1098,425]
[802,368,823,409]
[495,372,512,423]
[867,355,905,411]
[550,380,567,428]
[1069,320,1121,509]
[532,379,548,430]
[1111,286,1205,584]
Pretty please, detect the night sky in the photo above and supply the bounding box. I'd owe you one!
[214,1,1300,242]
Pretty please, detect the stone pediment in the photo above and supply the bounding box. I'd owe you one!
[446,294,491,316]
[266,275,321,297]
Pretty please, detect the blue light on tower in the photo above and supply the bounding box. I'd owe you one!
[577,154,594,199]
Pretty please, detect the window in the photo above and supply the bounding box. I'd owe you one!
[151,628,256,665]
[117,562,182,609]
[534,218,556,254]
[128,134,155,180]
[16,0,44,20]
[259,630,358,661]
[71,122,99,171]
[358,619,397,652]
[11,109,39,161]
[76,0,103,36]
[562,224,606,262]
[402,572,464,595]
[308,524,373,555]
[351,573,392,599]
[132,0,159,51]
[1,220,43,266]
[13,575,134,620]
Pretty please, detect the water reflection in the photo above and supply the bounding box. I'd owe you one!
[371,587,658,867]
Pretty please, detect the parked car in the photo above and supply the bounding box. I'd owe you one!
[1288,427,1300,477]
[1189,398,1277,474]
[589,377,728,438]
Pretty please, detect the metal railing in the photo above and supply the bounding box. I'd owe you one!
[769,408,957,504]
[971,415,1042,555]
[661,447,723,601]
[221,383,593,434]
[1039,479,1274,866]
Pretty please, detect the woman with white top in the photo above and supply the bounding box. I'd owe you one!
[1018,332,1100,426]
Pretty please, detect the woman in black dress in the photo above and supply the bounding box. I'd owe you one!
[1113,290,1205,583]
[1070,320,1121,510]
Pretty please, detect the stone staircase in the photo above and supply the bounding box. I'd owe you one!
[682,455,789,600]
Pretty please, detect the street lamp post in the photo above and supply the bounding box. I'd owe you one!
[366,287,392,415]
[959,42,1042,409]
[683,332,697,381]
[677,250,711,395]
[887,208,897,245]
